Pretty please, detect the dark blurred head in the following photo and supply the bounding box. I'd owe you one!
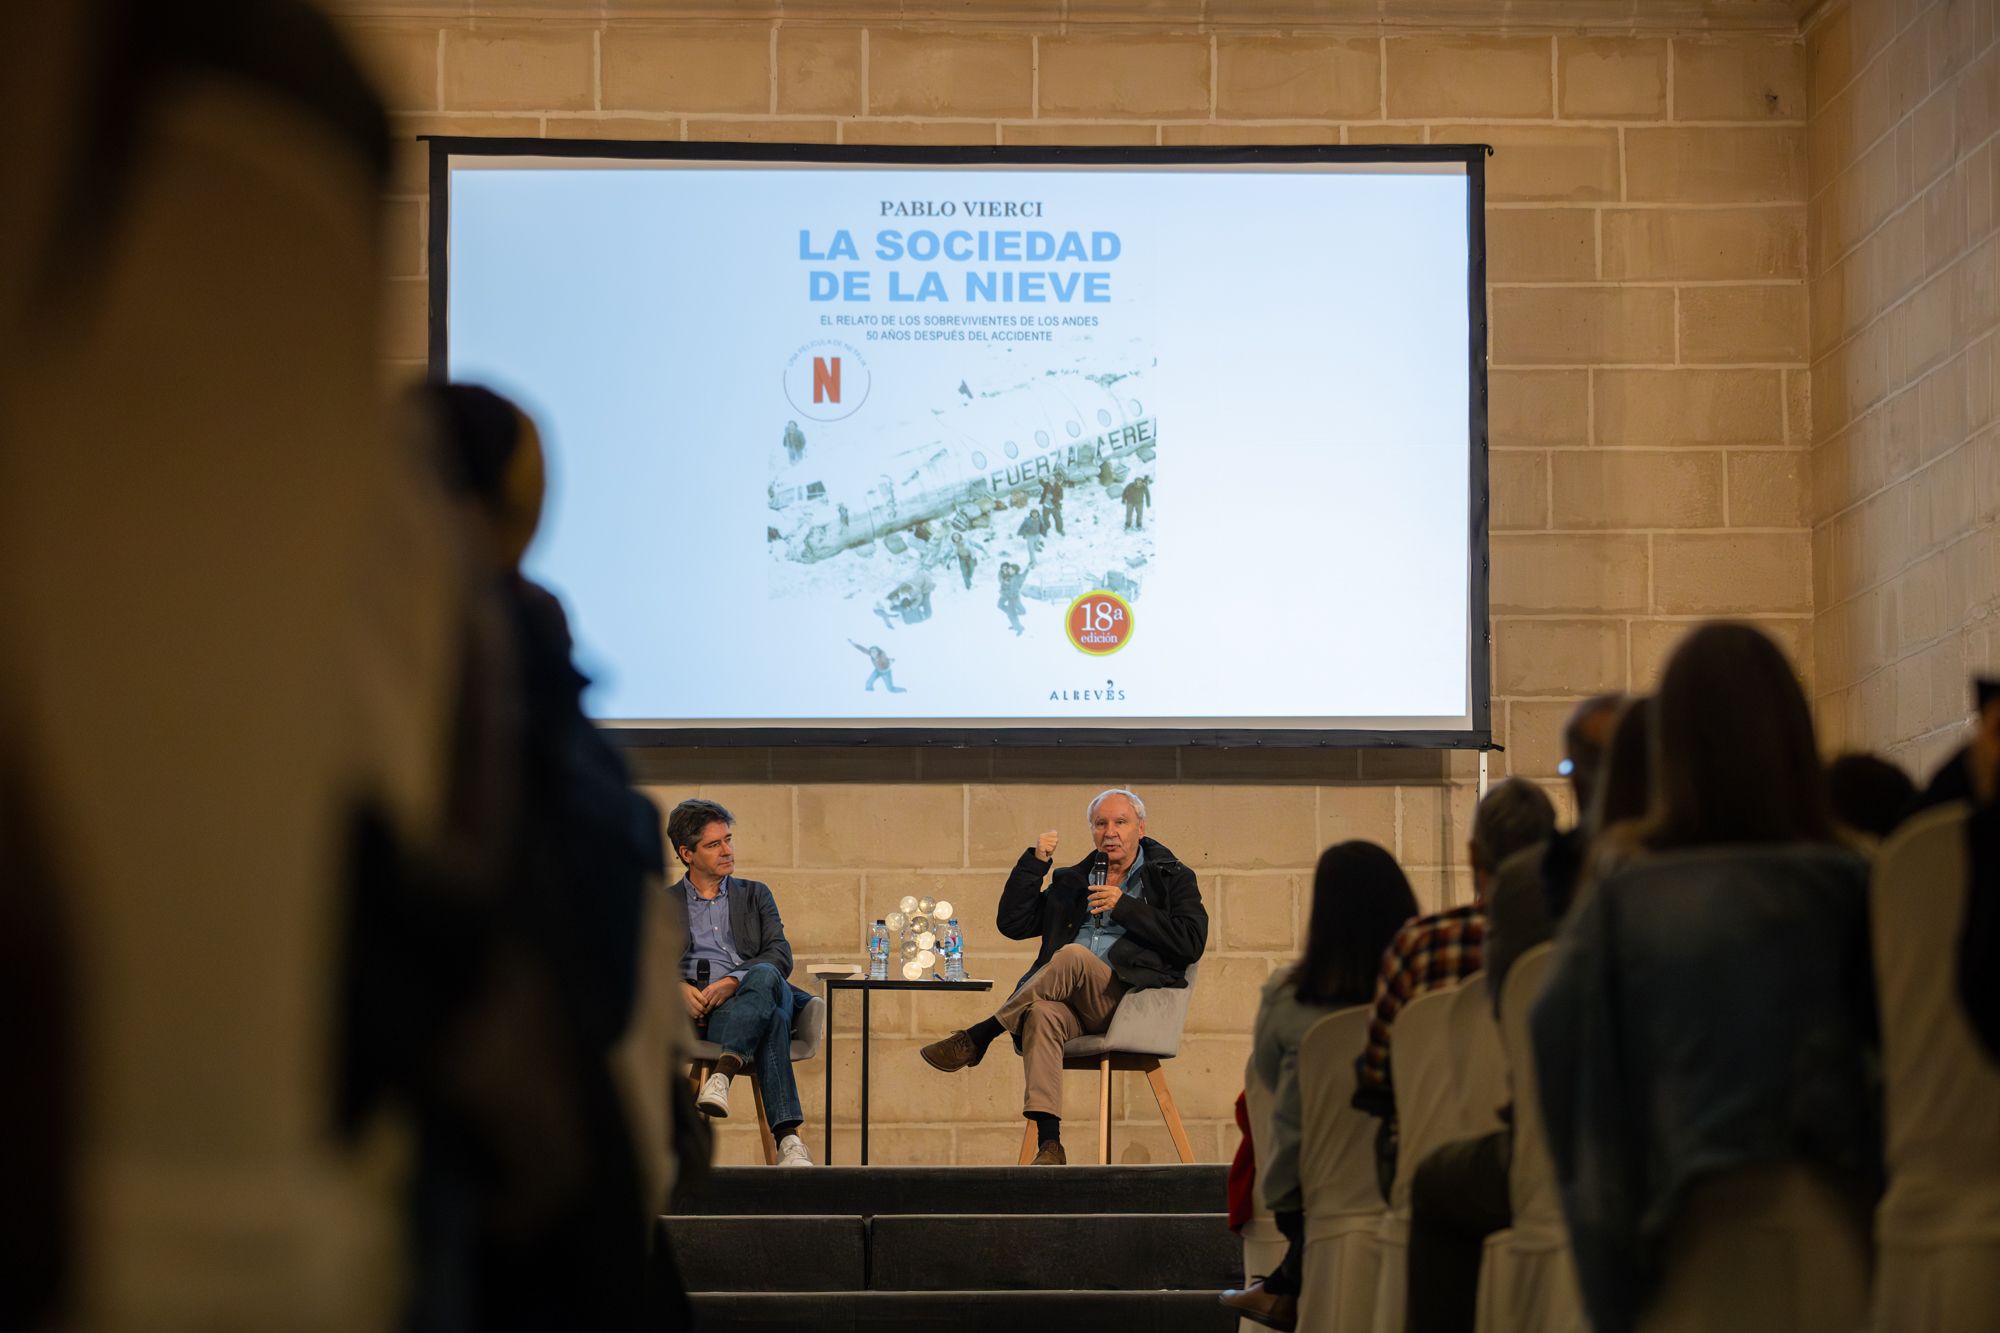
[1469,777,1557,897]
[1590,696,1656,833]
[416,382,546,569]
[1825,752,1917,840]
[1643,622,1836,850]
[1562,694,1626,816]
[1293,841,1419,1006]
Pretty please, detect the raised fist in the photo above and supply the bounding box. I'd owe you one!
[1035,829,1061,862]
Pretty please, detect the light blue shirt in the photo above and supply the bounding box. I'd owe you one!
[680,876,745,984]
[1077,846,1146,962]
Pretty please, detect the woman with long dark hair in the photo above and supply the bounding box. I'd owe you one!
[1222,841,1418,1330]
[1533,623,1880,1333]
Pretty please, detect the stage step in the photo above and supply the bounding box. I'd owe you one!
[688,1289,1239,1332]
[658,1215,864,1293]
[674,1163,1226,1217]
[871,1213,1238,1292]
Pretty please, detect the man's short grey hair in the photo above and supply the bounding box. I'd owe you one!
[1087,788,1147,823]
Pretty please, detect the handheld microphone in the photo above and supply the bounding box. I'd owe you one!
[1091,851,1110,927]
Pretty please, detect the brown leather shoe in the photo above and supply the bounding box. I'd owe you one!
[1218,1280,1297,1331]
[1030,1141,1066,1166]
[920,1030,983,1072]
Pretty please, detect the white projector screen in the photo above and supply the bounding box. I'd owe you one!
[432,140,1491,747]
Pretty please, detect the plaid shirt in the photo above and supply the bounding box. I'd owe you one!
[1352,903,1487,1112]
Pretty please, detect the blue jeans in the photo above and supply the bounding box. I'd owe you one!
[703,963,802,1131]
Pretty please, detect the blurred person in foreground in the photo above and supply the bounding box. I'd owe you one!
[1533,623,1881,1333]
[1826,751,1918,846]
[1220,842,1418,1329]
[1350,777,1557,1192]
[1403,695,1652,1333]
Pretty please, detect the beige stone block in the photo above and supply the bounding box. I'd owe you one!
[1557,37,1667,120]
[1399,785,1478,868]
[1178,749,1356,781]
[673,782,794,866]
[1653,533,1812,612]
[1160,124,1340,146]
[1806,1,1853,117]
[1487,208,1596,282]
[381,198,425,278]
[1218,874,1299,951]
[966,784,1118,866]
[1601,207,1805,281]
[763,872,863,954]
[1107,1119,1228,1166]
[1625,127,1807,204]
[602,27,771,113]
[1503,700,1578,777]
[387,113,542,191]
[1386,36,1552,120]
[1315,785,1400,853]
[1551,450,1726,529]
[1631,617,1810,687]
[1594,369,1785,446]
[1215,36,1380,120]
[1492,287,1677,366]
[1406,865,1478,913]
[1477,126,1621,203]
[1152,1036,1254,1121]
[685,118,837,143]
[443,25,593,112]
[1491,534,1650,613]
[843,120,996,146]
[1140,785,1319,872]
[988,747,1179,783]
[1490,450,1549,531]
[1348,125,1430,145]
[1673,38,1807,123]
[1003,122,1158,146]
[1493,619,1626,696]
[868,30,1031,117]
[348,22,440,112]
[768,749,921,782]
[538,115,678,141]
[1490,370,1588,447]
[796,785,964,867]
[381,276,427,361]
[1039,34,1209,119]
[1186,955,1273,1034]
[777,27,860,115]
[1680,285,1808,363]
[1727,450,1808,526]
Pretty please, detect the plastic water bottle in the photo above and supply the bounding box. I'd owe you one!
[868,921,890,981]
[941,919,965,982]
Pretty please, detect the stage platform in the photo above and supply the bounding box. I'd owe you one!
[663,1164,1241,1331]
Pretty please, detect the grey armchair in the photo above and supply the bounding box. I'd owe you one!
[1017,959,1200,1164]
[688,994,826,1164]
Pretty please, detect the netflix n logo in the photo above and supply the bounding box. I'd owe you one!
[785,338,870,423]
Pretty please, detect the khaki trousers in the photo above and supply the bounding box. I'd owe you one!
[994,944,1127,1116]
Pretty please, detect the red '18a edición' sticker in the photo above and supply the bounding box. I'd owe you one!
[1066,590,1134,656]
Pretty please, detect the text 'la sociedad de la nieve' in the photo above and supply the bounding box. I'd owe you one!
[800,205,1121,305]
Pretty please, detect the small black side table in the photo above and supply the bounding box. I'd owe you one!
[821,977,993,1165]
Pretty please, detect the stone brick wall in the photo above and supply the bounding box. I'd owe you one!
[1808,0,2000,771]
[333,3,1816,1164]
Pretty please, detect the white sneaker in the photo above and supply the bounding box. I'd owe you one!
[696,1072,730,1118]
[776,1134,814,1167]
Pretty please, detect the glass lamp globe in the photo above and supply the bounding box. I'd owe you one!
[898,894,920,915]
[900,939,919,959]
[915,949,936,970]
[901,960,924,981]
[917,896,937,916]
[886,910,908,932]
[910,915,932,935]
[932,900,955,921]
[915,930,936,951]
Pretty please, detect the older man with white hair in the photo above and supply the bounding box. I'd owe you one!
[920,788,1208,1163]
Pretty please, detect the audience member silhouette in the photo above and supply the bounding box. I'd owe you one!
[1827,751,1919,843]
[1533,623,1881,1333]
[1222,842,1419,1328]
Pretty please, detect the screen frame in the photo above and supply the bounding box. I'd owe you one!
[425,135,1494,751]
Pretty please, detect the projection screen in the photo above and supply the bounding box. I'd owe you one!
[429,140,1491,747]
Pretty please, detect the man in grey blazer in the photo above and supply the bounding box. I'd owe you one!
[666,798,815,1166]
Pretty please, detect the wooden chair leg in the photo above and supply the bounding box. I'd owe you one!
[749,1076,777,1165]
[1019,1120,1038,1165]
[688,1060,713,1094]
[1097,1056,1113,1165]
[1144,1061,1196,1164]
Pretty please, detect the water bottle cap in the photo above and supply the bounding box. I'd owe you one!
[874,919,886,924]
[947,918,959,925]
